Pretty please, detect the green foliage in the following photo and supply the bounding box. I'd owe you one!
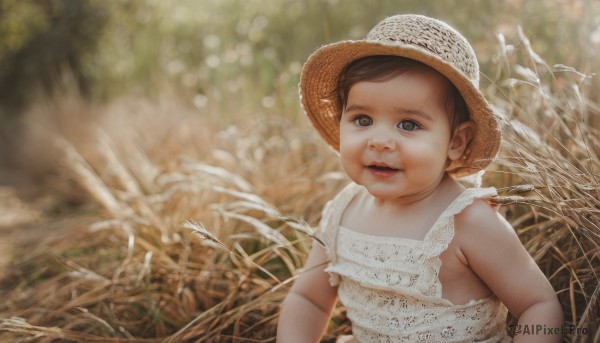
[0,0,109,116]
[0,0,47,59]
[1,0,599,119]
[86,0,600,116]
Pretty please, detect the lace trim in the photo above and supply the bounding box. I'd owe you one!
[337,226,423,264]
[325,263,421,297]
[339,279,508,342]
[417,187,497,297]
[316,183,362,286]
[317,183,508,341]
[318,183,497,291]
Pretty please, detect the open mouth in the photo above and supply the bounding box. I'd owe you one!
[366,163,400,176]
[368,165,398,172]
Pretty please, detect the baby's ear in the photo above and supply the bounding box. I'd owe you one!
[448,121,474,161]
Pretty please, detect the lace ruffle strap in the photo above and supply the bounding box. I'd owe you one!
[418,187,498,296]
[317,183,361,286]
[423,187,498,252]
[443,187,498,219]
[317,183,362,262]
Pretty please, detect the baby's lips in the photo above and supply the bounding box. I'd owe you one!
[366,161,398,170]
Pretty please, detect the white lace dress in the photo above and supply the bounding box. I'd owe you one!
[318,183,510,343]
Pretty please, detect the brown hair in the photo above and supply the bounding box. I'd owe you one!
[336,55,469,135]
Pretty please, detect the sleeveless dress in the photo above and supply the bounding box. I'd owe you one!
[317,183,510,343]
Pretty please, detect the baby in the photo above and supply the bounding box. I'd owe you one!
[277,14,562,342]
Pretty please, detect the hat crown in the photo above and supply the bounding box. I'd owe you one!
[366,14,479,87]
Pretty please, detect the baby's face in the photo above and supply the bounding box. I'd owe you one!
[339,70,456,201]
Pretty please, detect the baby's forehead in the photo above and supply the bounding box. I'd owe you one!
[348,70,453,103]
[385,65,453,87]
[344,61,455,96]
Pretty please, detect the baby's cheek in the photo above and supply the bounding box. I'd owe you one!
[339,136,363,157]
[408,146,447,167]
[339,151,357,171]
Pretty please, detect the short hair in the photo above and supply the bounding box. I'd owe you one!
[336,55,469,134]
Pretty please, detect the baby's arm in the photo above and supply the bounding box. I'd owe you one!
[456,200,563,343]
[277,242,338,343]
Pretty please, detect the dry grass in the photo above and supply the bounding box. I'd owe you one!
[1,33,599,342]
[0,92,349,342]
[484,29,600,341]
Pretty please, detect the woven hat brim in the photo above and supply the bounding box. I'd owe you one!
[300,40,501,178]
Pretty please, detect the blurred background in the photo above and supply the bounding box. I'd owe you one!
[1,1,599,342]
[1,0,599,169]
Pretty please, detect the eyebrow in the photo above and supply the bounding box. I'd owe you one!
[345,104,433,121]
[344,104,370,113]
[394,107,433,121]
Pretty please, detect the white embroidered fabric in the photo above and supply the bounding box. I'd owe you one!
[318,183,511,343]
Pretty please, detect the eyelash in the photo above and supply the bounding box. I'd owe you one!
[398,120,421,131]
[352,115,372,126]
[351,115,421,131]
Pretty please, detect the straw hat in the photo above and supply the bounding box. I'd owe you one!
[299,14,501,177]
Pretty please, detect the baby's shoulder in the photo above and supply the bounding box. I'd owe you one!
[453,196,514,240]
[454,196,496,222]
[451,193,528,271]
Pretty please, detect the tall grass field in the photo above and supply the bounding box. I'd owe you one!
[0,1,599,342]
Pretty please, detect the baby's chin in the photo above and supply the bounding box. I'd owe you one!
[357,183,403,200]
[366,190,403,201]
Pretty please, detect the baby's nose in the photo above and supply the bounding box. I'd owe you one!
[368,128,396,150]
